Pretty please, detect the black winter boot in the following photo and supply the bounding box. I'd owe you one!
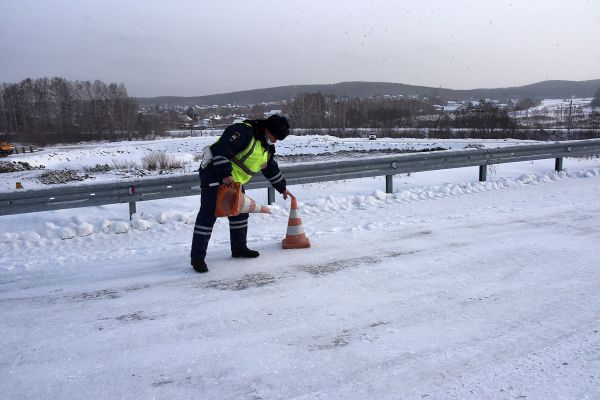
[231,247,260,258]
[191,258,209,273]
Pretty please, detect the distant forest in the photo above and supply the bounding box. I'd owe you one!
[0,78,162,145]
[281,92,518,131]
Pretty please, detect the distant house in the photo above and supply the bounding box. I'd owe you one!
[233,116,249,124]
[438,101,461,112]
[264,110,283,117]
[193,119,211,129]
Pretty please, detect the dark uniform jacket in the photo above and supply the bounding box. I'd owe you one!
[205,121,287,193]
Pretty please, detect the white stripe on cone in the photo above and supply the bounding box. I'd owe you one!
[239,194,270,214]
[286,225,305,235]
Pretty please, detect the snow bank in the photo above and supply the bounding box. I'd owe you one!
[1,167,599,244]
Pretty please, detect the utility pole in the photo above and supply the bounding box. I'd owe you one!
[342,92,347,131]
[186,106,196,135]
[568,99,573,137]
[559,105,563,126]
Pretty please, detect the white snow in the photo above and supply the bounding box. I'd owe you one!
[1,136,600,399]
[112,221,130,234]
[60,227,76,240]
[131,216,152,231]
[76,221,94,237]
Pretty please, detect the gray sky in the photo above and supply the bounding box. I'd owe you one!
[1,0,599,97]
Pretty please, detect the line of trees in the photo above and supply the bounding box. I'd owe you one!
[283,92,438,129]
[285,92,599,139]
[0,77,162,145]
[434,100,516,133]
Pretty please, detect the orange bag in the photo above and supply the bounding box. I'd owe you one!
[215,182,242,217]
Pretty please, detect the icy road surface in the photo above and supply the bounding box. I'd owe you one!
[1,166,600,399]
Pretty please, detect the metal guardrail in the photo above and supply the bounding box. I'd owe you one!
[1,139,599,218]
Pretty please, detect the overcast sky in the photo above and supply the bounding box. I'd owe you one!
[1,0,599,97]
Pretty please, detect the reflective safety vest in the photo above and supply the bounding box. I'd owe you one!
[217,122,270,184]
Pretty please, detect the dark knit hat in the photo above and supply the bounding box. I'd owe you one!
[266,115,290,140]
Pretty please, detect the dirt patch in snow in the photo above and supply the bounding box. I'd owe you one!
[84,163,111,173]
[71,289,121,302]
[0,161,45,173]
[201,272,277,291]
[310,329,353,351]
[299,256,380,276]
[38,170,93,184]
[115,311,157,322]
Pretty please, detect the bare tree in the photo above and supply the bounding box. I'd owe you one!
[591,87,600,109]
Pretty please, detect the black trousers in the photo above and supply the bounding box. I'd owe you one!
[190,167,249,260]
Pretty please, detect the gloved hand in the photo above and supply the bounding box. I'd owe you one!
[222,176,234,185]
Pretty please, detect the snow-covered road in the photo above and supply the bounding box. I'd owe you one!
[1,165,600,399]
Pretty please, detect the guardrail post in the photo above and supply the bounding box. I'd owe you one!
[479,165,487,182]
[555,157,563,172]
[385,175,393,193]
[128,201,136,220]
[127,185,137,220]
[267,187,275,205]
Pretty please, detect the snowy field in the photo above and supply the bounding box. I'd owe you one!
[1,135,600,399]
[0,135,535,192]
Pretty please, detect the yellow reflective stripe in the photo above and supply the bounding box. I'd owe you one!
[231,157,254,176]
[239,138,258,164]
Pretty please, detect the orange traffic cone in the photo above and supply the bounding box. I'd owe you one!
[238,193,270,214]
[282,196,311,249]
[216,182,270,217]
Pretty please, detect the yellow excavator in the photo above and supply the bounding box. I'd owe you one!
[0,142,15,157]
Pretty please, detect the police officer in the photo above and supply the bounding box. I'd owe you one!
[190,115,293,273]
